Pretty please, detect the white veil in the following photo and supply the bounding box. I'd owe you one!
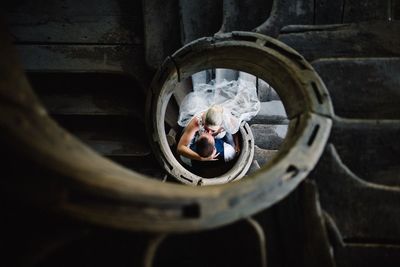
[177,78,260,134]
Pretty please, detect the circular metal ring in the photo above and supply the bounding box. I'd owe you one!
[4,31,333,232]
[147,31,333,187]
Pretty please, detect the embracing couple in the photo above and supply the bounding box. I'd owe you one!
[177,105,240,166]
[176,78,261,167]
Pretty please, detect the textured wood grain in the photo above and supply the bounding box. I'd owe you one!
[313,58,400,119]
[279,21,400,61]
[312,145,400,241]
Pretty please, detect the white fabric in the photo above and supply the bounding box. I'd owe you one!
[177,78,261,134]
[223,143,236,162]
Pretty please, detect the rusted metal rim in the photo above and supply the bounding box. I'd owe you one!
[147,36,257,185]
[150,117,255,185]
[1,30,333,233]
[147,31,333,185]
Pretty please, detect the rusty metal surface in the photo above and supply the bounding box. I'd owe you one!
[147,32,332,187]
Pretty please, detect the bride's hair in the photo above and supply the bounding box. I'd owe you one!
[205,105,223,127]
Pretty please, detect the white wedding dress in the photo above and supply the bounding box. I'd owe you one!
[177,78,261,134]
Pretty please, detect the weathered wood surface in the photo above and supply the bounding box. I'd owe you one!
[5,15,142,45]
[280,24,350,33]
[16,45,150,88]
[236,0,392,37]
[39,93,141,116]
[335,243,400,267]
[143,0,181,68]
[315,0,344,24]
[254,0,393,36]
[4,0,128,16]
[55,116,150,156]
[179,0,222,43]
[151,219,264,266]
[331,118,400,186]
[313,58,400,119]
[279,21,400,61]
[28,71,156,172]
[29,71,146,113]
[4,0,143,44]
[78,138,149,158]
[254,0,314,37]
[395,1,400,20]
[343,0,391,22]
[6,0,152,85]
[311,145,400,242]
[276,180,335,267]
[219,0,272,33]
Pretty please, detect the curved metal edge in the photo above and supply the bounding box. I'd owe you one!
[1,24,333,233]
[147,56,256,186]
[62,114,332,233]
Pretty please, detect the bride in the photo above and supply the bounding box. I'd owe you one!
[176,78,260,163]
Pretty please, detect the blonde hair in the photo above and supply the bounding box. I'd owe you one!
[205,105,223,127]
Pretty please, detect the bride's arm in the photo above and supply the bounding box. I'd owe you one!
[177,123,202,161]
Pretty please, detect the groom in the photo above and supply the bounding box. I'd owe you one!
[190,132,237,163]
